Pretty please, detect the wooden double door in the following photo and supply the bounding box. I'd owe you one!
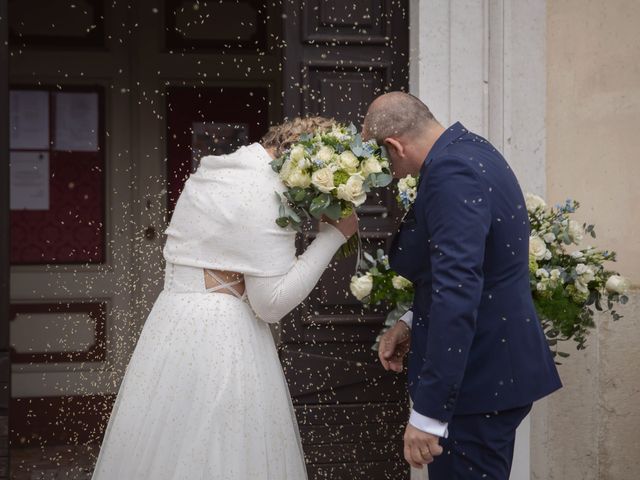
[278,1,410,478]
[5,0,409,478]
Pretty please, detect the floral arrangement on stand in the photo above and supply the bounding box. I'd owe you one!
[350,174,630,358]
[525,194,628,357]
[270,123,392,256]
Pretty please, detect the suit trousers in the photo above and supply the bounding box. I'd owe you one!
[427,404,532,480]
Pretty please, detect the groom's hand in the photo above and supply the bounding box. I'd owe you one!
[403,424,444,469]
[378,321,410,372]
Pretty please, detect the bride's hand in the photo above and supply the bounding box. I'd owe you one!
[322,213,359,239]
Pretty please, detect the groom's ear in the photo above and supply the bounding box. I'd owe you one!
[384,137,405,158]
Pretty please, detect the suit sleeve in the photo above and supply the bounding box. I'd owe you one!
[412,157,491,423]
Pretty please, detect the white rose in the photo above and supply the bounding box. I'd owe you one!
[575,278,589,294]
[576,264,595,285]
[571,250,584,259]
[361,156,382,177]
[316,145,335,164]
[529,236,548,261]
[398,175,417,191]
[290,144,306,163]
[350,273,373,300]
[568,220,584,243]
[575,263,589,275]
[525,193,547,212]
[286,169,311,188]
[543,232,556,243]
[391,275,412,290]
[311,167,335,193]
[329,126,349,141]
[337,175,367,206]
[536,281,548,292]
[298,156,311,170]
[605,275,630,294]
[279,156,296,182]
[536,269,549,278]
[338,151,360,173]
[550,269,562,281]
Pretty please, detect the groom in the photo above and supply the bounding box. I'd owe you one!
[363,92,562,479]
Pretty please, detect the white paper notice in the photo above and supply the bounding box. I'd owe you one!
[10,90,50,150]
[54,92,99,152]
[10,151,50,210]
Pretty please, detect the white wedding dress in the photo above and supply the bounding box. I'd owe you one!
[91,143,346,479]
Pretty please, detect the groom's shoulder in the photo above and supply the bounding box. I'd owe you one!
[427,150,479,181]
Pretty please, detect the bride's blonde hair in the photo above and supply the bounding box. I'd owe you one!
[261,116,336,158]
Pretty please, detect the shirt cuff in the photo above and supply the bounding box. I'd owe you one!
[398,310,413,329]
[409,409,449,438]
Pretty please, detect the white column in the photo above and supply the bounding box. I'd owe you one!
[409,1,547,479]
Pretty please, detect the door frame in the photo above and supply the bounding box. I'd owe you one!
[408,1,547,478]
[1,0,11,476]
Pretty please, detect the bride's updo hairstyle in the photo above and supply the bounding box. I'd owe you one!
[261,116,335,158]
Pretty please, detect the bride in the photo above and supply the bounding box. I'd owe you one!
[91,117,357,479]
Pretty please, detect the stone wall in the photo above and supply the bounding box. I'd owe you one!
[534,1,640,478]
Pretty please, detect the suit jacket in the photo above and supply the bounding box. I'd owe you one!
[389,122,562,423]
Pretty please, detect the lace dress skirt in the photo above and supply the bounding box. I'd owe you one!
[91,263,308,480]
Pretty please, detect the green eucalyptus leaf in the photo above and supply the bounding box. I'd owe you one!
[294,189,307,202]
[379,144,389,161]
[287,208,302,223]
[375,172,393,187]
[324,202,342,220]
[276,217,290,228]
[309,194,331,218]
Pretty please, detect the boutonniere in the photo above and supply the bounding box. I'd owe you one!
[397,174,419,222]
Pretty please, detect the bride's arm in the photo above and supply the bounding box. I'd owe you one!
[244,222,347,323]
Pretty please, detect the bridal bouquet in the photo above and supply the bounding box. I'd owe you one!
[271,123,392,256]
[351,176,630,358]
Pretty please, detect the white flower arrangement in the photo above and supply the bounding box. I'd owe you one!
[271,123,392,255]
[349,250,414,349]
[526,198,629,357]
[353,180,630,358]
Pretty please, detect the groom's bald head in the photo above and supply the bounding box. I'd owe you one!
[363,92,437,142]
[363,92,444,178]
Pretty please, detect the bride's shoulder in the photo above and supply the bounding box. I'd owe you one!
[197,143,273,175]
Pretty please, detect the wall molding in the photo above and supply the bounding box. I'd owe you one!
[9,302,106,364]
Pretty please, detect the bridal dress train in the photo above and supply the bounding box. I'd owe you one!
[91,144,346,480]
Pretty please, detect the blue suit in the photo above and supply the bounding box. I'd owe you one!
[389,123,561,478]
